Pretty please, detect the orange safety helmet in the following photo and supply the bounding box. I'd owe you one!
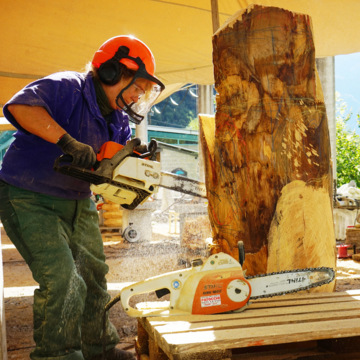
[92,36,165,124]
[92,35,156,77]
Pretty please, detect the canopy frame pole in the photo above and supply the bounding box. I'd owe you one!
[210,0,220,33]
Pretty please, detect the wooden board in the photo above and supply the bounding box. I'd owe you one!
[346,228,360,246]
[139,290,360,360]
[199,4,335,284]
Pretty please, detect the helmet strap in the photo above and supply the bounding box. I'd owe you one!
[115,76,144,124]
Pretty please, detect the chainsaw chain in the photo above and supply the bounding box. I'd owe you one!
[246,266,335,300]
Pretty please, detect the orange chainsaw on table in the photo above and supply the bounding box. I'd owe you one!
[54,137,207,210]
[118,248,334,317]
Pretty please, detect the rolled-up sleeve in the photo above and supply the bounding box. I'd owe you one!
[3,72,83,133]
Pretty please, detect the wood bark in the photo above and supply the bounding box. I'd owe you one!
[200,5,336,290]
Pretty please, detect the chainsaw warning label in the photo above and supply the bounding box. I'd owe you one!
[201,294,221,307]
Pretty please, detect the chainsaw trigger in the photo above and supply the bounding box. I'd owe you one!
[53,154,74,169]
[155,288,170,298]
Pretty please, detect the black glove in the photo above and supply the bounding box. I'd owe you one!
[56,134,96,168]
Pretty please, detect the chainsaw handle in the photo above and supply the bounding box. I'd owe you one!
[53,154,74,170]
[54,138,141,178]
[93,137,142,178]
[138,139,157,159]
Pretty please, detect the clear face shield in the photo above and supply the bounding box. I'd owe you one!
[116,60,165,124]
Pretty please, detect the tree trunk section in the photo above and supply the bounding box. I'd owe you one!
[200,5,336,291]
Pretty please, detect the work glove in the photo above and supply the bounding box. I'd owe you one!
[56,133,97,168]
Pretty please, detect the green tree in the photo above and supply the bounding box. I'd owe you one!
[186,117,199,130]
[336,92,360,186]
[149,85,197,128]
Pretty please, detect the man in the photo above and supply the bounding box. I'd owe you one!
[0,35,165,360]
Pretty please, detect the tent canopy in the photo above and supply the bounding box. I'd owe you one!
[1,0,360,110]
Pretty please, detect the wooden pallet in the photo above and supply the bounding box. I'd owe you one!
[136,290,360,360]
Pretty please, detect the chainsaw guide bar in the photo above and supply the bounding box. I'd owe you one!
[246,267,335,300]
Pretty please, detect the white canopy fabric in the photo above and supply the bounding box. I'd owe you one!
[1,0,360,111]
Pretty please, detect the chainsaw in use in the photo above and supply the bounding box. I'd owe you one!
[53,137,207,210]
[117,242,335,317]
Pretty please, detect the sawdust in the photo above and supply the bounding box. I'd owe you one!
[3,223,360,358]
[335,257,360,292]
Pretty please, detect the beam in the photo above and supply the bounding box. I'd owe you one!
[210,0,220,33]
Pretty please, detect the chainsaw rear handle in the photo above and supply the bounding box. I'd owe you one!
[54,138,157,170]
[54,138,142,176]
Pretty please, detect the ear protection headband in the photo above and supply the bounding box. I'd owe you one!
[98,46,131,85]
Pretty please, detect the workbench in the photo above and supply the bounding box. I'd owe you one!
[136,289,360,360]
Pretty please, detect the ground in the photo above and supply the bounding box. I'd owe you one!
[2,225,360,359]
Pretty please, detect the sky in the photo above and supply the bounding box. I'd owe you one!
[335,52,360,133]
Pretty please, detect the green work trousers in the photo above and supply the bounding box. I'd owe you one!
[0,180,120,360]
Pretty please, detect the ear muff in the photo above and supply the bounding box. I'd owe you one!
[98,58,121,85]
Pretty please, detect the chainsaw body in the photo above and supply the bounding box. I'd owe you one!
[54,138,206,209]
[121,252,251,317]
[90,155,161,206]
[120,250,335,317]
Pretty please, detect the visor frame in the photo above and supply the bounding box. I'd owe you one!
[115,56,165,124]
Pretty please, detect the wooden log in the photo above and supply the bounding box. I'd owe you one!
[200,4,336,288]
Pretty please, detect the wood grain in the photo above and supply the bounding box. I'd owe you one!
[200,5,335,281]
[141,291,360,358]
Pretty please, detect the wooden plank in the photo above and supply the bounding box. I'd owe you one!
[252,289,360,301]
[140,291,360,358]
[232,348,360,360]
[153,309,360,335]
[137,321,149,355]
[149,336,168,360]
[159,318,360,355]
[248,294,360,309]
[172,349,231,360]
[146,300,360,325]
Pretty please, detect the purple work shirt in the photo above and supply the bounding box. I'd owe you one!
[0,71,132,199]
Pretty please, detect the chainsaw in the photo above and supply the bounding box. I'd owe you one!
[53,137,206,210]
[119,244,335,317]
